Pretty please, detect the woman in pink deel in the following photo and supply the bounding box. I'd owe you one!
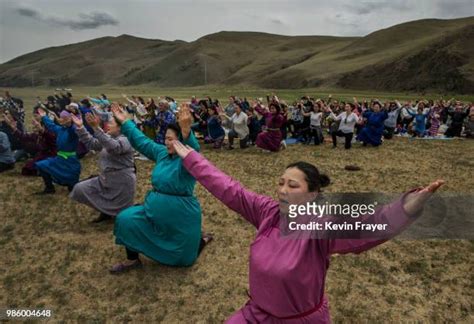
[172,140,444,323]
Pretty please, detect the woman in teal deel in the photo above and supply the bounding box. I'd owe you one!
[109,103,210,273]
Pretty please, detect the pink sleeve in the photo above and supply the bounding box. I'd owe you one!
[182,151,277,228]
[328,189,421,254]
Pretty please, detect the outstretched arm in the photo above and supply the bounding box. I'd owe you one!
[84,112,132,155]
[121,120,164,161]
[328,180,444,254]
[175,142,277,228]
[95,128,133,155]
[112,103,165,161]
[36,107,61,134]
[75,126,102,151]
[71,114,102,151]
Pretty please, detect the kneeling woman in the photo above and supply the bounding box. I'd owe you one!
[356,101,388,147]
[70,112,136,222]
[2,113,57,176]
[110,103,206,273]
[35,108,81,194]
[172,140,443,323]
[255,102,285,152]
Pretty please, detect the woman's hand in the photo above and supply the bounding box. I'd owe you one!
[32,119,43,132]
[177,104,192,129]
[111,103,131,124]
[177,104,192,139]
[71,114,84,128]
[403,179,445,216]
[172,140,194,159]
[3,114,17,131]
[85,112,100,129]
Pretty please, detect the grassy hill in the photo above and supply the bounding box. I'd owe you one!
[1,17,473,93]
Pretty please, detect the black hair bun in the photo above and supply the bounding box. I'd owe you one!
[319,174,330,187]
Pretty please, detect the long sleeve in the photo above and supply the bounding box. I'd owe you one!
[90,98,110,106]
[13,129,38,145]
[254,105,268,117]
[41,116,61,134]
[330,112,342,121]
[0,133,8,152]
[182,151,277,228]
[121,119,166,161]
[181,130,200,152]
[93,127,133,155]
[328,189,421,254]
[352,113,360,123]
[75,126,103,151]
[125,98,137,107]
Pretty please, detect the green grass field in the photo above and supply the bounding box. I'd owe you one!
[4,85,474,108]
[1,87,473,322]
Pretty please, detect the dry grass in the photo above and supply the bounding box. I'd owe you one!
[1,132,473,322]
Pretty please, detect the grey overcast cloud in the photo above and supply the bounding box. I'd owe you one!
[0,0,473,63]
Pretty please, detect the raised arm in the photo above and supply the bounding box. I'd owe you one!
[121,120,164,161]
[254,104,268,116]
[122,94,137,107]
[85,112,132,155]
[76,126,102,151]
[394,100,403,113]
[329,111,342,121]
[71,114,102,151]
[328,180,444,254]
[176,144,277,228]
[95,128,133,155]
[112,104,165,161]
[328,191,418,254]
[40,115,61,134]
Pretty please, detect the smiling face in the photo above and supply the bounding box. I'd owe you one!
[270,106,276,114]
[164,128,179,154]
[345,103,352,113]
[277,167,318,215]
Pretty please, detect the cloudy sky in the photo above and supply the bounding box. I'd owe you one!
[1,0,473,63]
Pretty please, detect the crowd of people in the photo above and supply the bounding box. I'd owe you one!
[2,91,473,173]
[0,88,467,322]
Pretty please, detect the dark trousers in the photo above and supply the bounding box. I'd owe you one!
[126,248,139,261]
[402,117,413,130]
[38,169,75,191]
[0,162,15,172]
[308,126,323,145]
[39,169,55,190]
[228,130,249,148]
[332,130,353,149]
[383,126,395,139]
[446,124,462,137]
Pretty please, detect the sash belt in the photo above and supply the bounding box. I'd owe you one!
[57,151,76,159]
